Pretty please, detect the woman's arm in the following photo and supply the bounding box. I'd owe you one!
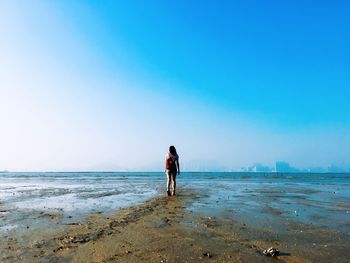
[176,160,180,175]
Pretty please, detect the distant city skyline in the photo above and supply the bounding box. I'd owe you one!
[1,1,349,171]
[1,160,349,173]
[242,161,350,173]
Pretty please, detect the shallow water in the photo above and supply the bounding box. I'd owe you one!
[0,172,349,235]
[0,172,161,233]
[183,173,350,234]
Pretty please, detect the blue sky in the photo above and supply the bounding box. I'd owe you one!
[0,1,349,171]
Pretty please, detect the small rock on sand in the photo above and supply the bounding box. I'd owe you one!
[263,247,279,257]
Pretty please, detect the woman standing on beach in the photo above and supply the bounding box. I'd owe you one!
[165,146,180,196]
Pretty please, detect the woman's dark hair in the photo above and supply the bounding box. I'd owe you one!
[169,145,177,155]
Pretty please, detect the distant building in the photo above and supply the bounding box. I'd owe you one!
[248,163,273,172]
[275,161,299,172]
[275,161,290,172]
[240,167,248,172]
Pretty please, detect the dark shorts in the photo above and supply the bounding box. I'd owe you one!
[165,169,177,179]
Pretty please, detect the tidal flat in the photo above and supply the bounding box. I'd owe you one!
[0,172,349,262]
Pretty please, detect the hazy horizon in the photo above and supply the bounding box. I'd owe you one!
[1,160,350,173]
[1,1,349,172]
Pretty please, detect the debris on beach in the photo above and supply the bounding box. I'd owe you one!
[263,247,279,257]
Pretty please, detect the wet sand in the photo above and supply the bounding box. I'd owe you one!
[1,189,349,262]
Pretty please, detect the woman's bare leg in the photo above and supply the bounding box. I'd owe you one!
[172,172,177,195]
[166,171,171,196]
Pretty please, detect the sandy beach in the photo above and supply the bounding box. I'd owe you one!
[2,1,350,261]
[1,187,349,263]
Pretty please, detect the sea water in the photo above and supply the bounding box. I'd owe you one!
[183,172,350,234]
[0,172,349,234]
